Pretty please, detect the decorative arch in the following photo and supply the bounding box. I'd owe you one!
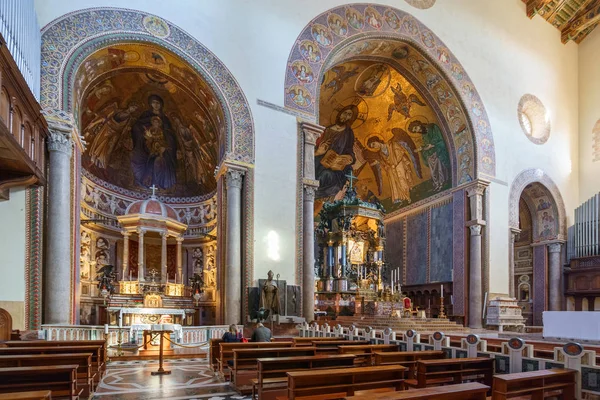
[284,3,495,178]
[40,7,254,164]
[508,168,567,240]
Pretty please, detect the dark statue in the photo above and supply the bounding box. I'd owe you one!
[96,264,117,294]
[189,272,205,294]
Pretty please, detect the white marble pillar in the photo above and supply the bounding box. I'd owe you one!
[225,168,244,324]
[508,228,520,298]
[122,231,130,280]
[300,122,323,322]
[548,242,563,311]
[176,236,184,282]
[137,228,145,281]
[466,182,488,329]
[44,128,73,324]
[161,231,168,282]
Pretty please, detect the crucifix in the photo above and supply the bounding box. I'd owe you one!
[345,170,358,190]
[149,184,158,197]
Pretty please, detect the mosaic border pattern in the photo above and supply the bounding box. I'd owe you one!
[284,3,496,177]
[25,186,43,330]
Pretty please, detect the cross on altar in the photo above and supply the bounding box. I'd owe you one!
[345,170,358,190]
[150,185,158,197]
[148,269,159,282]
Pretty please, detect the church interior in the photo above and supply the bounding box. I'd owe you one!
[3,0,600,398]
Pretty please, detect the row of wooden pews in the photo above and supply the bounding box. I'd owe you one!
[0,339,107,399]
[213,337,579,400]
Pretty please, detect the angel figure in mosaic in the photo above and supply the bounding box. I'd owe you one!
[323,65,360,100]
[387,82,426,121]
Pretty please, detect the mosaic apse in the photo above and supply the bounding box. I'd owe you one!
[316,60,451,214]
[78,43,224,198]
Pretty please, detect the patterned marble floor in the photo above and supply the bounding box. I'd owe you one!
[92,359,249,400]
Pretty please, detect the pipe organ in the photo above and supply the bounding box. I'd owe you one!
[570,193,600,259]
[0,0,41,98]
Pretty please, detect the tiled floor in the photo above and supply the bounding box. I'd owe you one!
[92,359,250,400]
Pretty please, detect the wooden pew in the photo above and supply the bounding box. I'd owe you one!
[0,365,81,400]
[311,340,370,355]
[233,347,318,393]
[293,337,346,347]
[337,344,398,366]
[0,345,104,385]
[491,368,576,400]
[373,351,445,379]
[0,391,52,400]
[344,382,490,400]
[0,353,94,397]
[209,338,223,371]
[255,354,356,400]
[283,365,407,400]
[405,357,494,390]
[219,342,294,377]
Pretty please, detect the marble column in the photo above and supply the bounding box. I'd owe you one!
[137,228,145,281]
[225,168,244,324]
[122,231,130,280]
[44,128,73,324]
[176,236,184,282]
[468,224,483,328]
[302,184,317,321]
[548,242,563,311]
[300,121,323,322]
[161,231,168,282]
[466,182,488,329]
[508,228,521,298]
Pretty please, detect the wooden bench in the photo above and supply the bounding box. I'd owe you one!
[344,382,490,400]
[209,338,224,371]
[491,368,576,400]
[232,347,318,393]
[0,345,104,385]
[0,391,52,399]
[337,344,399,366]
[254,354,356,400]
[0,365,81,400]
[219,342,294,378]
[0,353,94,397]
[293,337,346,347]
[373,351,445,379]
[282,365,407,400]
[311,340,371,355]
[405,357,494,391]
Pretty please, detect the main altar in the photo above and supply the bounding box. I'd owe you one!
[315,181,413,317]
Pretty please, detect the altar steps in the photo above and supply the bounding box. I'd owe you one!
[329,315,469,333]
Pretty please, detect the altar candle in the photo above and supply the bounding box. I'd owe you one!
[104,324,108,335]
[129,270,132,281]
[440,284,444,297]
[119,316,122,328]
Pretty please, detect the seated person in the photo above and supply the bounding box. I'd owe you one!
[222,324,242,343]
[251,322,272,342]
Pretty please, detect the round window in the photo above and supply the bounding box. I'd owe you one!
[518,94,551,144]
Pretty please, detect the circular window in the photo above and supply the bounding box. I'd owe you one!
[518,94,551,144]
[404,0,436,9]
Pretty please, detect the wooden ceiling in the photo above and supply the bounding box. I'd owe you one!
[522,0,600,43]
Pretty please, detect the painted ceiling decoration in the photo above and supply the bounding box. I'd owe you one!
[523,0,600,43]
[285,3,496,178]
[316,59,453,215]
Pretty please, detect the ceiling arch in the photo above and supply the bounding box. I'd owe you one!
[284,3,495,178]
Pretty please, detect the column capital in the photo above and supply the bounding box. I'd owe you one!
[300,121,325,146]
[176,235,184,243]
[160,231,168,239]
[136,228,146,236]
[226,168,245,189]
[47,129,73,156]
[303,184,318,202]
[121,230,131,237]
[469,224,483,236]
[548,242,563,253]
[465,180,489,198]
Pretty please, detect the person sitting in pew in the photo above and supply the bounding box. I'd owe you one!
[222,324,243,343]
[251,322,272,342]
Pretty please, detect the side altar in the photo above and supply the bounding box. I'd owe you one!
[314,180,419,318]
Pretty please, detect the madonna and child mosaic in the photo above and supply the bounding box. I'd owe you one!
[315,60,451,214]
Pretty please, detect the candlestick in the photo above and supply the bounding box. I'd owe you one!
[104,324,109,335]
[440,284,444,298]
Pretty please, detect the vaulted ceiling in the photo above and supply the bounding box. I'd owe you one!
[522,0,600,43]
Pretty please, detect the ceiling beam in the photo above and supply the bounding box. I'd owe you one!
[561,0,600,42]
[525,0,555,18]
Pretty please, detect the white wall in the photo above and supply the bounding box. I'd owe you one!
[0,188,27,329]
[578,28,600,203]
[34,0,581,295]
